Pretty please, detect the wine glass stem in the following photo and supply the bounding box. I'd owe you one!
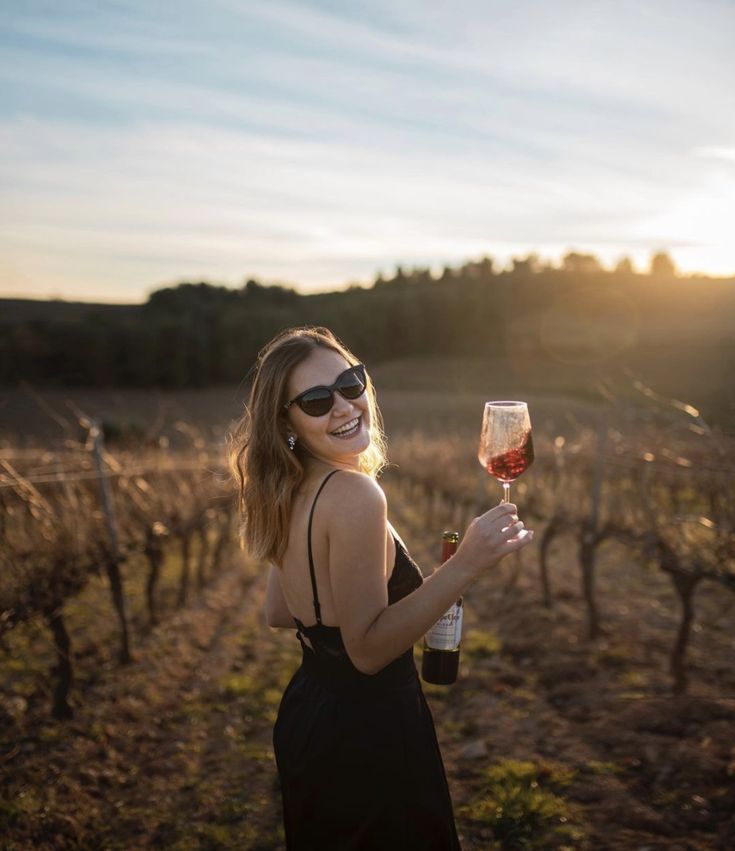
[502,482,511,504]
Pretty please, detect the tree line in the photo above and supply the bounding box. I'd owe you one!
[1,251,733,387]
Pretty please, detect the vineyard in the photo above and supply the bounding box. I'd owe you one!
[1,378,734,850]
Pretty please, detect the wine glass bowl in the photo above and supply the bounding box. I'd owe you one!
[478,401,534,504]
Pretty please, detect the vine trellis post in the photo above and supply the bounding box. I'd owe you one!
[580,405,610,641]
[89,418,131,664]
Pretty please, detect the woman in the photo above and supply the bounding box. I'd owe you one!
[229,326,534,850]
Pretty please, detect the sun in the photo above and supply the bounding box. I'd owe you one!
[637,172,735,276]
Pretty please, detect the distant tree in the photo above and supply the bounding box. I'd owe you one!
[244,279,267,297]
[562,251,602,274]
[241,279,298,303]
[478,255,495,277]
[650,251,677,277]
[615,256,635,275]
[393,266,408,286]
[412,267,434,285]
[511,253,541,275]
[464,256,495,279]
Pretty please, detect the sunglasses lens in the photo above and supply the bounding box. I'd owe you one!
[337,367,366,399]
[298,390,333,417]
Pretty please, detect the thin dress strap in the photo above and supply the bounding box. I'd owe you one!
[306,469,340,625]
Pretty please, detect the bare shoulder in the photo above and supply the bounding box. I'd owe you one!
[322,470,386,521]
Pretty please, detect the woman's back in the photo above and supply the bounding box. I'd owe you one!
[276,469,396,630]
[276,470,423,688]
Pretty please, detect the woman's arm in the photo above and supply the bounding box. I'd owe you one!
[326,471,530,675]
[265,564,297,629]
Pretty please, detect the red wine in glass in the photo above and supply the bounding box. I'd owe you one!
[478,401,534,504]
[485,430,534,481]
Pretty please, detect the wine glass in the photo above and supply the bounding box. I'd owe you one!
[478,401,534,504]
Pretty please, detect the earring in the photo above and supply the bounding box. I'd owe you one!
[287,435,296,451]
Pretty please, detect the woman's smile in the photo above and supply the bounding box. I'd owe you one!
[330,415,362,438]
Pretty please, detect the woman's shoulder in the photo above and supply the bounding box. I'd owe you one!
[320,469,386,517]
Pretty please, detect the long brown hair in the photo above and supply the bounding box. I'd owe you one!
[228,326,388,563]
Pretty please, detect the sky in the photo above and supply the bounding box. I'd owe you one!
[1,0,734,303]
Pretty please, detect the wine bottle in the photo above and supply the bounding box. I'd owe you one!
[421,531,463,685]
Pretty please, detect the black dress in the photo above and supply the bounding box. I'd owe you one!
[273,470,462,850]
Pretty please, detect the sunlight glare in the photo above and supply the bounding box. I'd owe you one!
[639,173,735,276]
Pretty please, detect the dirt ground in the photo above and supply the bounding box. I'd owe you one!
[2,490,734,850]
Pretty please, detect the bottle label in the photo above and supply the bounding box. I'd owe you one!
[425,602,463,651]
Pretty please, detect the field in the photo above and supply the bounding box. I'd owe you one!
[1,369,734,850]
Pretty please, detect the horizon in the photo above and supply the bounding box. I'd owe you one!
[2,1,734,302]
[2,249,735,307]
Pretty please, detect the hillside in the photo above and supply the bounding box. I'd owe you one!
[2,269,734,426]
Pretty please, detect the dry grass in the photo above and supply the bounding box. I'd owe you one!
[1,376,734,849]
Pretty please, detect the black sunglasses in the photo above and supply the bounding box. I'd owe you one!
[284,364,367,417]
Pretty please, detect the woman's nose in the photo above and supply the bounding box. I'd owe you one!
[332,394,356,416]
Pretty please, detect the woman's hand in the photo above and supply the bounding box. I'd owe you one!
[455,502,533,577]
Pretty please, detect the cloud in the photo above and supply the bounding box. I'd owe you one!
[694,147,735,162]
[1,0,734,299]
